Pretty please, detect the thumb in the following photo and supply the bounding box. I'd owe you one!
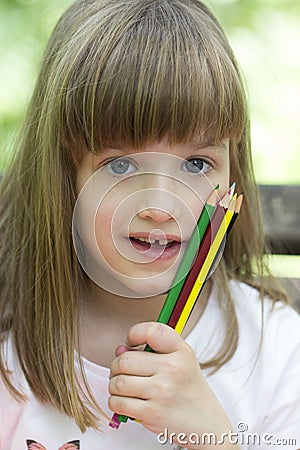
[126,322,183,354]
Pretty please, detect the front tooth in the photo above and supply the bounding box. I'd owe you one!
[159,239,168,245]
[139,238,146,242]
[149,238,155,244]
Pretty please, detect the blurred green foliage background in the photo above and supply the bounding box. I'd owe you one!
[1,0,300,183]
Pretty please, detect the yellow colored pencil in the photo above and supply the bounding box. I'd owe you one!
[174,194,237,335]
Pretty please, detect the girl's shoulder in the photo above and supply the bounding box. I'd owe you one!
[229,279,300,337]
[227,280,300,439]
[228,279,300,371]
[188,279,300,440]
[188,279,300,364]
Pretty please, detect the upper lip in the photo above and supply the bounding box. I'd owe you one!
[129,232,182,243]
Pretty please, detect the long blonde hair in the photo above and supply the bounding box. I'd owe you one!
[0,0,287,432]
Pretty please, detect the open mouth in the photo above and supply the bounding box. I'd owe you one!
[130,237,175,249]
[128,235,182,260]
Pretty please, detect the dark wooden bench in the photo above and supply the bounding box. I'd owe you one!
[259,185,300,311]
[259,185,300,255]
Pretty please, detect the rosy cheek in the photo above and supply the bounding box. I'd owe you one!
[96,202,117,226]
[94,201,120,251]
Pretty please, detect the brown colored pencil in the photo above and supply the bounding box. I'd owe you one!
[168,201,227,328]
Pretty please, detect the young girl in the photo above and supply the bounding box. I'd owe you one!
[0,1,299,449]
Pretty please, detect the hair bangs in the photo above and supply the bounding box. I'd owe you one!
[61,0,247,156]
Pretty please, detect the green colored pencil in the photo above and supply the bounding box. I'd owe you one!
[154,185,219,325]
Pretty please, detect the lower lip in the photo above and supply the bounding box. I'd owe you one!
[128,238,181,261]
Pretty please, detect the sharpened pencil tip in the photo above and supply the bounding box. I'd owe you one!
[207,188,219,206]
[219,181,237,207]
[235,194,243,213]
[229,193,237,211]
[227,181,236,197]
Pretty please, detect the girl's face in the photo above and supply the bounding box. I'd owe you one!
[74,137,230,297]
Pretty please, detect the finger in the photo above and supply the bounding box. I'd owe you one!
[126,322,184,354]
[115,344,136,357]
[108,394,150,422]
[109,374,152,399]
[110,349,160,377]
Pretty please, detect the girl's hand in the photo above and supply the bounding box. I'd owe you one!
[108,322,238,449]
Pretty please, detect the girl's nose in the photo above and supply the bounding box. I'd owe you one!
[138,208,174,223]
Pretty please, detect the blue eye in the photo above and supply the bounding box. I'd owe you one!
[106,158,137,175]
[183,158,211,174]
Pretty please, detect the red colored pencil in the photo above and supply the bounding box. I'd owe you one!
[167,187,234,329]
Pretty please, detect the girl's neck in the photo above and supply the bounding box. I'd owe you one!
[78,280,211,368]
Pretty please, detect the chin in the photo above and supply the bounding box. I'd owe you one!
[79,250,177,298]
[111,272,175,298]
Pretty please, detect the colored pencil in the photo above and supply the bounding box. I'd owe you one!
[167,187,236,329]
[225,193,243,236]
[174,194,237,334]
[167,205,224,328]
[153,186,219,325]
[206,193,244,282]
[147,182,235,332]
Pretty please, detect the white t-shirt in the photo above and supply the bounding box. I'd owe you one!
[1,280,299,450]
